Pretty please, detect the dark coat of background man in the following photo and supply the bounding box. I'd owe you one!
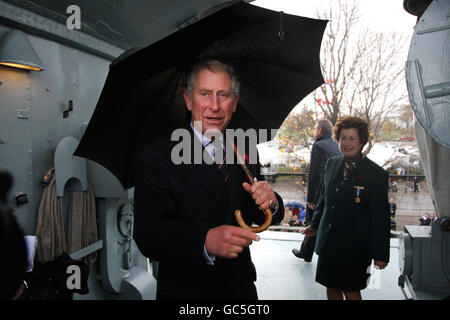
[133,60,283,300]
[292,119,340,262]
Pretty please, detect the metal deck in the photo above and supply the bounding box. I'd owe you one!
[250,231,408,300]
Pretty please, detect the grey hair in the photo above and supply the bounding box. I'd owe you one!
[316,119,333,135]
[185,59,240,101]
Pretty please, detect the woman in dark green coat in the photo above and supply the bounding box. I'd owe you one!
[303,116,390,300]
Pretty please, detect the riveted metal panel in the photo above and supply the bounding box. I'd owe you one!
[406,0,450,149]
[0,64,34,230]
[0,28,110,234]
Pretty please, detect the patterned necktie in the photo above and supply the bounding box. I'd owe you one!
[204,139,230,184]
[215,144,230,184]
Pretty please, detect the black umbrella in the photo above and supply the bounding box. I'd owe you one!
[75,1,327,189]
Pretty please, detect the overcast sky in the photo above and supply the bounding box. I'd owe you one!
[252,0,418,63]
[252,0,418,114]
[252,0,417,34]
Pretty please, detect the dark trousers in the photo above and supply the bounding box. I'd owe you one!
[299,235,316,261]
[299,206,316,260]
[305,206,314,224]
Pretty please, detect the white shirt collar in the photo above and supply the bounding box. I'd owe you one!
[190,122,224,149]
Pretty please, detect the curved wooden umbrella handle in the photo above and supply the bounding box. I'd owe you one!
[226,131,273,233]
[235,208,272,233]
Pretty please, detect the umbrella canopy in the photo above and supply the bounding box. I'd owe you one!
[75,1,327,189]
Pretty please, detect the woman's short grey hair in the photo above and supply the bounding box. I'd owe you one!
[185,59,240,101]
[316,119,333,135]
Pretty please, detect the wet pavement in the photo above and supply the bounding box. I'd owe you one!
[250,231,408,300]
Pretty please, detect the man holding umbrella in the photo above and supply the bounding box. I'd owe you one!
[74,1,327,300]
[133,59,284,300]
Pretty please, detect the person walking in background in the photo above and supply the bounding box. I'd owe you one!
[431,213,438,223]
[390,179,398,192]
[292,119,341,262]
[389,198,397,219]
[413,176,419,193]
[302,116,390,300]
[388,198,397,231]
[420,212,431,226]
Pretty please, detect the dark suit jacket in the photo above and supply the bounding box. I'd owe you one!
[310,155,390,264]
[306,133,340,223]
[133,127,283,300]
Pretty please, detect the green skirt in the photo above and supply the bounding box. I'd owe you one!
[316,248,371,291]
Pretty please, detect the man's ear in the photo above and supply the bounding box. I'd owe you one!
[184,91,192,111]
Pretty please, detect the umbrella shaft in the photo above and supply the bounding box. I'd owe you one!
[232,143,254,185]
[240,162,254,185]
[225,131,255,185]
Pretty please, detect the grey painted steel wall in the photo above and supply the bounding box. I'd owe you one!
[406,0,450,149]
[0,26,110,234]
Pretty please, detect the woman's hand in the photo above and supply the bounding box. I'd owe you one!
[302,225,317,236]
[374,260,388,270]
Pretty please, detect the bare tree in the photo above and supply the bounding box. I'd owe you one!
[351,31,408,153]
[277,105,316,152]
[312,0,409,153]
[397,103,414,135]
[313,0,364,125]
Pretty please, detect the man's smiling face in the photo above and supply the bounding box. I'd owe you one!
[184,68,239,134]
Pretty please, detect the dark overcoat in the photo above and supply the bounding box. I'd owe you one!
[305,133,341,223]
[310,155,390,290]
[133,126,283,299]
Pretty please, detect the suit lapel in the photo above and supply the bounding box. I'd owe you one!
[329,156,344,186]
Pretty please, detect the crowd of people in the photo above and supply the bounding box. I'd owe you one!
[388,176,424,193]
[281,204,305,227]
[419,212,438,225]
